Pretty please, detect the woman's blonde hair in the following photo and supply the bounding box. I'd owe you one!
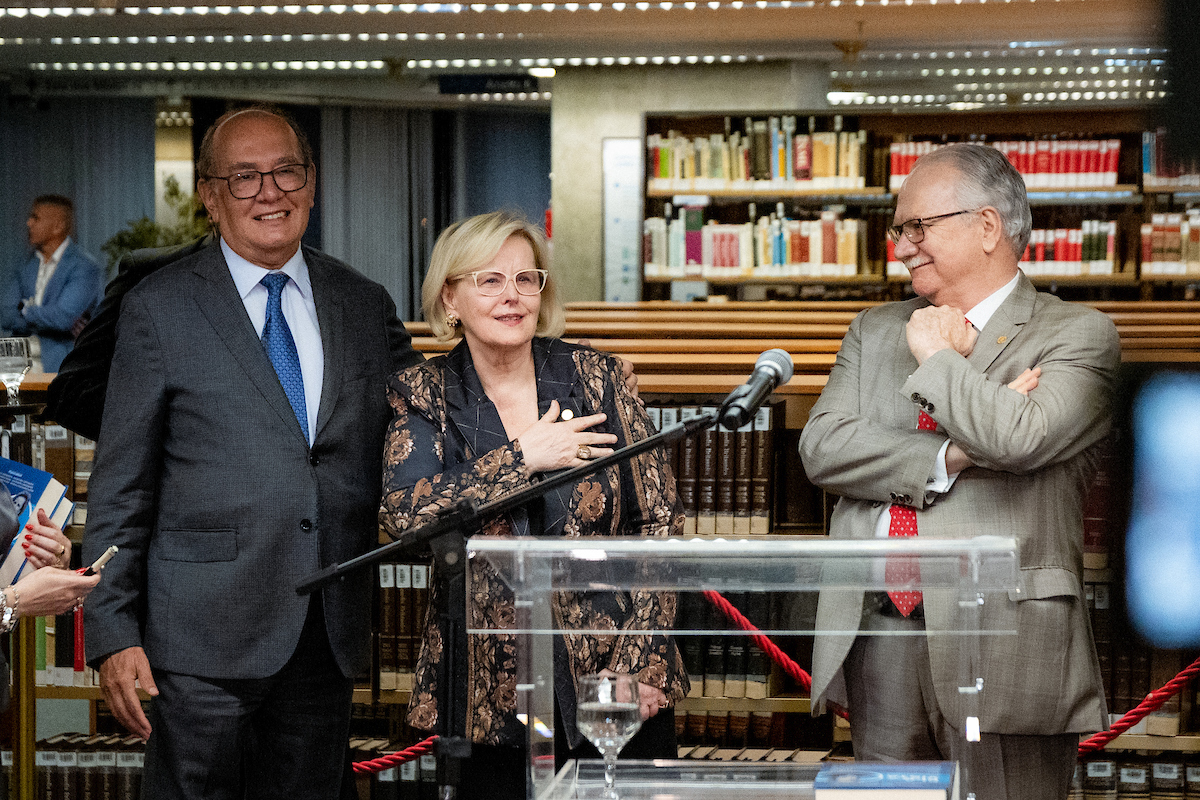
[423,210,565,341]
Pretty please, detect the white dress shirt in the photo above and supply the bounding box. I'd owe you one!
[222,238,324,444]
[31,237,70,307]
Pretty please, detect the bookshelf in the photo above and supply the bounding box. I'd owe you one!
[641,109,1200,302]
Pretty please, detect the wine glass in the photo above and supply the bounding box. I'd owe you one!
[575,673,643,800]
[0,338,32,403]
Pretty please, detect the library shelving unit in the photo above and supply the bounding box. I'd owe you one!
[642,108,1200,302]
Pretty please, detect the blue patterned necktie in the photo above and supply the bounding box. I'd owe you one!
[260,272,309,444]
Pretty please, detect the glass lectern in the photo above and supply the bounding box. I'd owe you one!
[467,535,1021,800]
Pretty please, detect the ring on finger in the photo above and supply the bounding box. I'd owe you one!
[577,445,591,460]
[58,545,66,556]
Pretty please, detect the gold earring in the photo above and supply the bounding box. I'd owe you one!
[445,312,459,328]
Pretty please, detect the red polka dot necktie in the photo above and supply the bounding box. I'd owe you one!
[886,410,937,616]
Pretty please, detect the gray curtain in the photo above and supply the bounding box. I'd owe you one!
[0,96,156,281]
[320,106,437,322]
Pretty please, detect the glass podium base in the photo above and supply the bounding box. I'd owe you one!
[537,758,962,799]
[538,758,821,799]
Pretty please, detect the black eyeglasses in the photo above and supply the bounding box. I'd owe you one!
[887,209,978,245]
[204,164,309,200]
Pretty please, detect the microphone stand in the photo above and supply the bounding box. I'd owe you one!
[297,411,718,799]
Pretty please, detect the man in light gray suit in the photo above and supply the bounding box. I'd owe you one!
[800,143,1117,800]
[82,106,422,799]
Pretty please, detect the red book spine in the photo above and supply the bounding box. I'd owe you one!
[1053,140,1067,185]
[1087,140,1101,182]
[1067,141,1082,183]
[74,607,85,673]
[1003,141,1020,172]
[1035,141,1052,186]
[821,217,837,265]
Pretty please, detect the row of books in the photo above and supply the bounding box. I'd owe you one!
[889,139,1124,190]
[675,709,828,752]
[0,420,94,529]
[1139,212,1200,276]
[1087,580,1193,735]
[676,744,830,764]
[0,735,147,800]
[885,221,1121,278]
[1074,757,1196,799]
[676,591,780,700]
[31,607,95,688]
[643,208,862,279]
[1019,223,1120,276]
[350,743,436,800]
[376,562,430,692]
[647,404,778,536]
[1142,128,1200,189]
[647,117,868,191]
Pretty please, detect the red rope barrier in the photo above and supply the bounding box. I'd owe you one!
[352,735,439,774]
[702,589,813,693]
[704,589,1200,756]
[349,597,1200,774]
[1078,653,1200,754]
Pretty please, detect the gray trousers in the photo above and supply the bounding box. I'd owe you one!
[844,603,1078,800]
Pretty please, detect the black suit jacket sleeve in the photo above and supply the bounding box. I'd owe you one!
[383,286,424,373]
[45,237,214,440]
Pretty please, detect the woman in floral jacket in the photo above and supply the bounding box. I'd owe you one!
[379,211,688,799]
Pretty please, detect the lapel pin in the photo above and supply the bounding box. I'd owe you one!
[997,335,1008,344]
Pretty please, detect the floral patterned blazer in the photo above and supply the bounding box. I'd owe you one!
[380,337,689,748]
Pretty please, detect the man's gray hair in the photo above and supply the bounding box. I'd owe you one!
[917,143,1033,257]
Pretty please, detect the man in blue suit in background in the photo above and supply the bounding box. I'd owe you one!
[1,195,104,373]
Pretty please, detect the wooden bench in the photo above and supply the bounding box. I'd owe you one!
[405,301,1200,399]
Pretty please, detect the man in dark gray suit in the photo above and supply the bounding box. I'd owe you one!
[801,144,1117,800]
[82,106,422,798]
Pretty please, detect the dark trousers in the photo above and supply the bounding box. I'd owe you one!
[845,602,1078,800]
[140,600,355,800]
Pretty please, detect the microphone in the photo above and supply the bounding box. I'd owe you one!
[718,349,794,430]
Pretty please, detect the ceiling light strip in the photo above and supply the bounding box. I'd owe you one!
[27,58,388,71]
[0,0,1099,17]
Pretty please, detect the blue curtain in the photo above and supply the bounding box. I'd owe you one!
[459,109,551,226]
[0,95,156,281]
[320,106,437,322]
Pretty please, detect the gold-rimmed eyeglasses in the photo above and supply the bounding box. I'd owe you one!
[204,164,310,200]
[455,269,548,297]
[887,209,978,245]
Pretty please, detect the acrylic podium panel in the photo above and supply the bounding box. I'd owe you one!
[466,535,1020,800]
[542,759,823,799]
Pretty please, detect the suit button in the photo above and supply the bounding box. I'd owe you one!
[889,492,898,502]
[925,403,935,413]
[902,494,912,504]
[911,392,921,403]
[300,519,313,532]
[309,454,320,467]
